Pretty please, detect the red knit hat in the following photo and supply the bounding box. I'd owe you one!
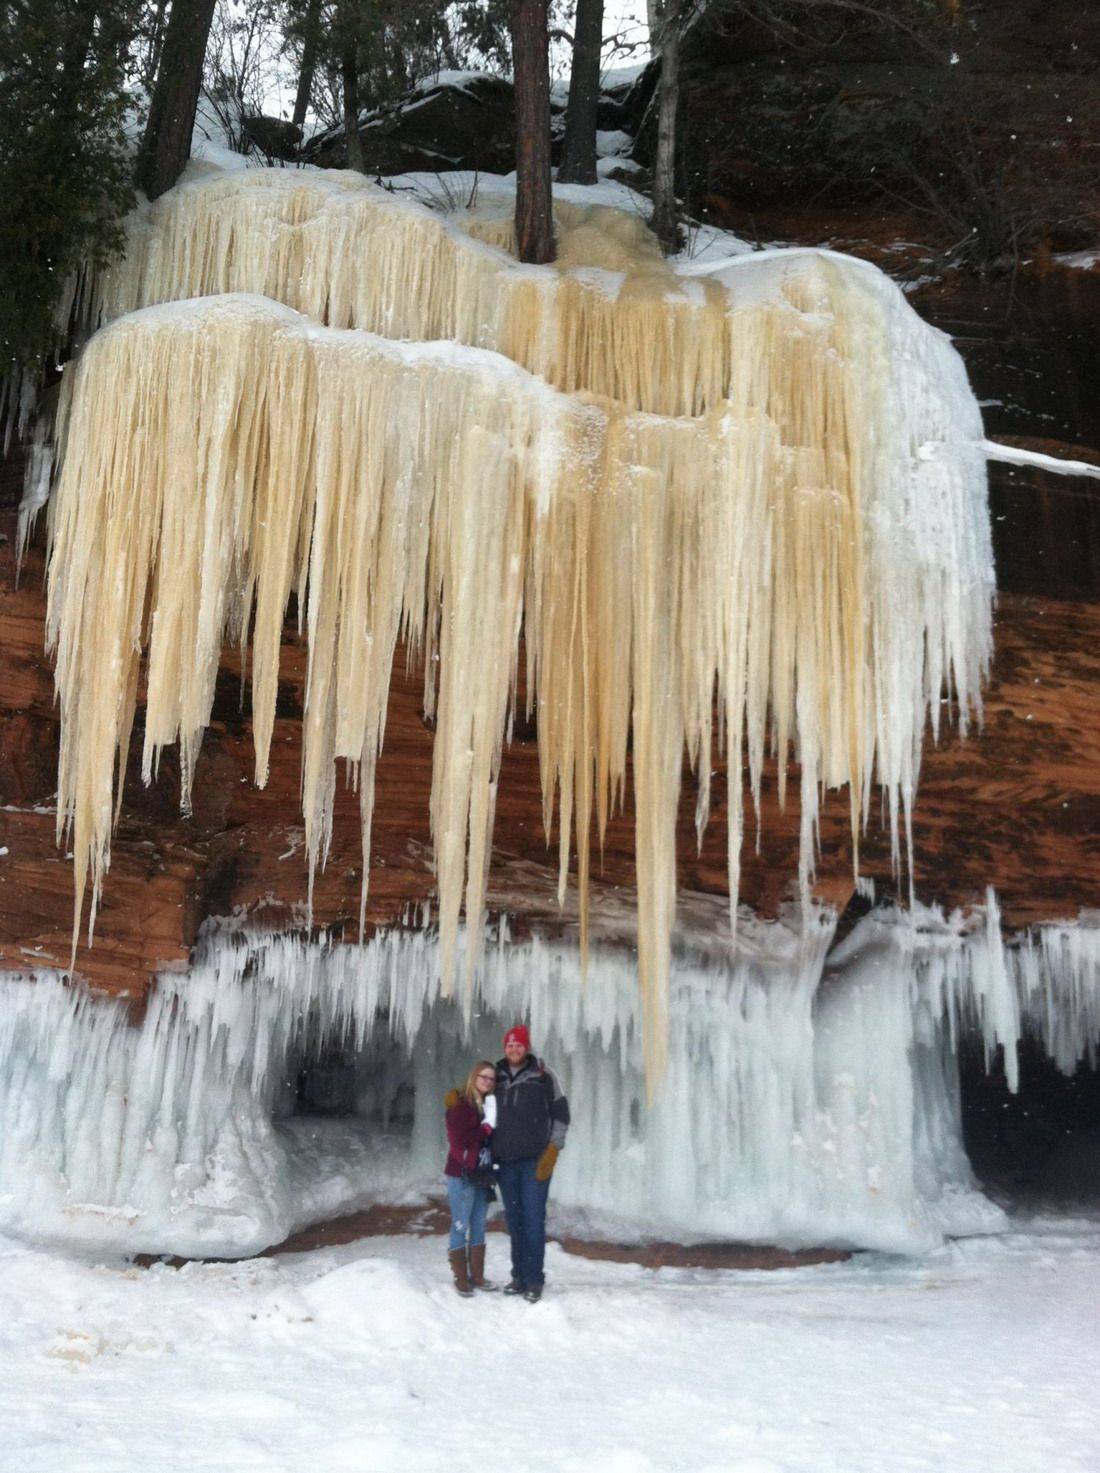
[503,1024,531,1051]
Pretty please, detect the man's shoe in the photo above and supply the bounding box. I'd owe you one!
[523,1285,543,1303]
[503,1279,526,1296]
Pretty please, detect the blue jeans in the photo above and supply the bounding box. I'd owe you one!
[497,1158,550,1288]
[446,1174,489,1251]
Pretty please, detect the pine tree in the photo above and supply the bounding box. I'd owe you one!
[0,1,136,393]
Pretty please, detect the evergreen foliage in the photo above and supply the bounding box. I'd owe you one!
[0,1,136,381]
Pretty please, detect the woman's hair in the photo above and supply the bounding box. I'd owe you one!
[463,1060,497,1113]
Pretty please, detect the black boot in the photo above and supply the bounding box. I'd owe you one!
[523,1284,543,1304]
[503,1278,526,1295]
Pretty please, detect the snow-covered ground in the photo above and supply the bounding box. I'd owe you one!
[2,1211,1097,1472]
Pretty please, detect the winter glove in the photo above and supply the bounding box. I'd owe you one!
[444,1087,460,1110]
[535,1144,559,1182]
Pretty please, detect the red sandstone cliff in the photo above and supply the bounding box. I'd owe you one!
[2,444,1097,999]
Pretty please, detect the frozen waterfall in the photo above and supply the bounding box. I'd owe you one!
[0,901,1095,1259]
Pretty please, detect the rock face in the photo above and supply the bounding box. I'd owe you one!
[2,443,1097,999]
[302,68,650,178]
[1,69,1097,1000]
[241,114,303,161]
[305,74,519,176]
[668,4,1100,260]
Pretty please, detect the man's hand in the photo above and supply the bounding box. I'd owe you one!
[535,1144,559,1182]
[444,1087,460,1110]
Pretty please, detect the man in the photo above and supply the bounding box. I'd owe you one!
[492,1023,570,1303]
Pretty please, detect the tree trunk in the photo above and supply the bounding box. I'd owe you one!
[510,0,555,263]
[558,0,603,185]
[649,3,682,253]
[60,0,99,82]
[441,23,460,72]
[342,36,364,172]
[292,0,323,129]
[143,0,170,89]
[388,28,409,95]
[136,0,217,201]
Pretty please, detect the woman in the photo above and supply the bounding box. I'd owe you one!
[444,1060,499,1296]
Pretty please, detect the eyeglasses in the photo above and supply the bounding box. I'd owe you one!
[476,1073,496,1082]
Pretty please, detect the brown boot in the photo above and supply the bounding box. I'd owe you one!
[468,1243,497,1291]
[449,1248,474,1297]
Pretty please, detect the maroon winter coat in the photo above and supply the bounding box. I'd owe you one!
[444,1097,490,1178]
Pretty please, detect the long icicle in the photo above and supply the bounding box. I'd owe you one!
[42,195,992,1084]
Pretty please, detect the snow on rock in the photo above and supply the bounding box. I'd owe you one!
[600,62,650,92]
[595,128,633,157]
[597,153,642,178]
[0,901,1096,1259]
[1053,249,1100,271]
[982,438,1100,480]
[412,70,488,97]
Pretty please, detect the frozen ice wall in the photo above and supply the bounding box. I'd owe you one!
[1,902,1095,1259]
[34,170,993,1085]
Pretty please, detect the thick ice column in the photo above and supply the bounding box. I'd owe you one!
[813,934,1004,1247]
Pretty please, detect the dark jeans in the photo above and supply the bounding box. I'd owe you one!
[497,1157,550,1288]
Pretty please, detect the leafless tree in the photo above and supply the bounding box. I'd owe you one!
[137,0,171,90]
[202,0,287,154]
[337,0,365,168]
[647,0,943,253]
[649,0,702,251]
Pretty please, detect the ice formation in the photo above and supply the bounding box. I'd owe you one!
[77,170,788,418]
[37,168,993,1080]
[982,439,1100,481]
[0,903,1096,1259]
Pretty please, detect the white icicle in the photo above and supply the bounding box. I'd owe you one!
[1,898,1093,1259]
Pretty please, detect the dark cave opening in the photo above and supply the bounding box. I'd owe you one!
[275,1033,417,1128]
[959,1037,1100,1205]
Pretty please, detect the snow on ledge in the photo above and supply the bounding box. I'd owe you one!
[983,439,1100,480]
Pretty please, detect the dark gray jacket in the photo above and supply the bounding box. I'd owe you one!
[492,1054,570,1162]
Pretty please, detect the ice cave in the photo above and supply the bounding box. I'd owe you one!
[1,167,1097,1261]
